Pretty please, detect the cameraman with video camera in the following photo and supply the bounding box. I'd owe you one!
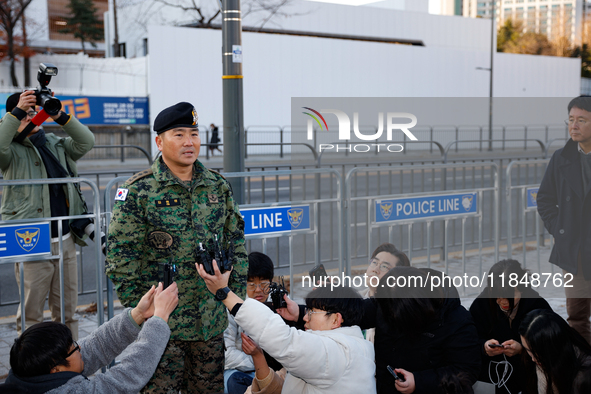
[0,64,95,340]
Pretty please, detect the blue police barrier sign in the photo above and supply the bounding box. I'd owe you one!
[0,222,51,259]
[375,193,478,223]
[242,206,310,235]
[526,188,538,210]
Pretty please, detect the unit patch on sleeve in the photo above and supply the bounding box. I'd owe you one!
[115,188,129,201]
[156,199,181,207]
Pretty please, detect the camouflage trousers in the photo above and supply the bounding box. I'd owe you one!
[141,333,224,394]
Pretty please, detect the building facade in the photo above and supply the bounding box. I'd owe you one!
[463,0,585,45]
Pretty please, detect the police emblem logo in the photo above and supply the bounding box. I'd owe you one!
[192,108,198,126]
[379,202,394,220]
[462,195,474,212]
[16,228,40,252]
[148,231,174,249]
[287,208,304,228]
[530,191,538,203]
[208,194,219,203]
[115,188,129,201]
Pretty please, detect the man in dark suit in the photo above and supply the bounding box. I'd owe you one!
[538,95,591,344]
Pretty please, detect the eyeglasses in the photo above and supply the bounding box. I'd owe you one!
[305,308,331,320]
[65,341,80,358]
[369,259,393,273]
[565,118,588,126]
[26,111,38,118]
[246,281,270,292]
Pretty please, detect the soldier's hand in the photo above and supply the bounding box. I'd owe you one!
[154,282,179,323]
[196,258,232,294]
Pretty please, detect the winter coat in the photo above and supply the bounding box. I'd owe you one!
[361,293,481,394]
[234,299,376,394]
[537,138,591,278]
[0,113,94,246]
[225,311,255,372]
[5,308,170,393]
[469,288,552,394]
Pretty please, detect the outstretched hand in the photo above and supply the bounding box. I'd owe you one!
[134,285,156,321]
[276,294,300,322]
[153,282,179,323]
[196,259,232,294]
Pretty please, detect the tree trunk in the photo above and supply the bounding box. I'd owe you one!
[81,39,86,54]
[7,29,19,87]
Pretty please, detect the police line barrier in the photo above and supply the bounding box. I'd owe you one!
[505,159,553,272]
[0,177,104,329]
[344,163,501,288]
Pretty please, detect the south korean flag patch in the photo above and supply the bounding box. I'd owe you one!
[115,188,129,201]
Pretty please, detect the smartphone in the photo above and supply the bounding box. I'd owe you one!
[386,365,406,382]
[488,343,504,348]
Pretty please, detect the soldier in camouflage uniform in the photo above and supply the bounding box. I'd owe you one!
[106,102,247,393]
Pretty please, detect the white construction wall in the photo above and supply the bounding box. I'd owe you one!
[0,53,147,96]
[147,24,580,156]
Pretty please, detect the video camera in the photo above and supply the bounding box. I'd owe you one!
[33,63,61,116]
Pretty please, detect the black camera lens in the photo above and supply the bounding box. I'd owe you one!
[37,93,61,116]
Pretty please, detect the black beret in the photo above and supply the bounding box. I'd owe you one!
[154,102,198,134]
[6,92,20,113]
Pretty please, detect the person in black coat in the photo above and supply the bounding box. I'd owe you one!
[537,95,591,344]
[469,260,553,394]
[209,123,222,155]
[360,267,481,394]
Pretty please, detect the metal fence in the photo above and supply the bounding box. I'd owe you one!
[53,123,568,162]
[0,177,104,328]
[0,147,566,309]
[505,159,554,272]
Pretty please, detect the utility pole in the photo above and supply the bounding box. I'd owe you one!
[222,0,245,203]
[488,0,495,151]
[21,8,30,86]
[112,0,120,57]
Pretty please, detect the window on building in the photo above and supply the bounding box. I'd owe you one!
[47,0,107,44]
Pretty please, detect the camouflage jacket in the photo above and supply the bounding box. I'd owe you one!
[106,157,247,341]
